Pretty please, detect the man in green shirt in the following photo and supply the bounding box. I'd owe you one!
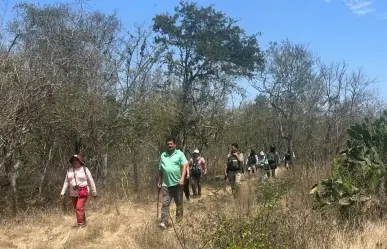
[157,136,188,229]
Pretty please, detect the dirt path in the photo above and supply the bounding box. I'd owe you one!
[0,167,288,249]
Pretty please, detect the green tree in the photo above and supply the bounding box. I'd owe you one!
[254,39,322,158]
[152,1,264,146]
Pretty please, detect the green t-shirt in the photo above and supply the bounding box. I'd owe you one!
[158,149,188,187]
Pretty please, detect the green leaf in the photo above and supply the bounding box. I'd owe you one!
[338,197,352,206]
[347,128,363,141]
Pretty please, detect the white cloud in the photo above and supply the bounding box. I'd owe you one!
[343,0,375,15]
[377,13,387,19]
[322,0,375,15]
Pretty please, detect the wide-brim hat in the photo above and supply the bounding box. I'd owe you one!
[70,154,84,165]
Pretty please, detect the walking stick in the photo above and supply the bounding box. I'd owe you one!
[157,186,161,221]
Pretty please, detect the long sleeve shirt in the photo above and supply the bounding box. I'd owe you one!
[61,166,97,197]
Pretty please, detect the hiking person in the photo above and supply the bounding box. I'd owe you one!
[224,143,244,197]
[189,149,207,198]
[157,136,188,229]
[246,149,258,176]
[257,151,268,183]
[60,154,97,227]
[266,145,279,177]
[284,149,293,169]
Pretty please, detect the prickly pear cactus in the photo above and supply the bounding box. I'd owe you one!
[311,111,387,207]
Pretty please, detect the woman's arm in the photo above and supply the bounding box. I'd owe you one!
[60,172,69,196]
[85,167,97,196]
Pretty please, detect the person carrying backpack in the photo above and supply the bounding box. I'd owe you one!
[224,143,244,198]
[189,149,207,198]
[284,149,292,169]
[60,154,97,227]
[266,145,279,178]
[246,149,258,176]
[257,151,268,183]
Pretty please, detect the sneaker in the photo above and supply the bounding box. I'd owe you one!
[158,223,167,230]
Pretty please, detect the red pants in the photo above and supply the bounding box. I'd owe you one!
[71,196,88,225]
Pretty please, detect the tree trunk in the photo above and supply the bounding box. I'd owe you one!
[38,145,53,199]
[324,121,332,158]
[9,160,21,217]
[74,138,82,154]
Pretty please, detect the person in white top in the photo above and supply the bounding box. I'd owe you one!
[188,149,207,197]
[60,154,97,227]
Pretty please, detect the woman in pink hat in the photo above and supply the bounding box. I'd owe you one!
[60,154,97,227]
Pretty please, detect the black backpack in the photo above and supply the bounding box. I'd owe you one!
[285,153,291,161]
[267,152,277,164]
[248,155,257,165]
[191,161,202,176]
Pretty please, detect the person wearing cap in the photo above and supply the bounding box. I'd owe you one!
[188,149,207,198]
[60,154,97,227]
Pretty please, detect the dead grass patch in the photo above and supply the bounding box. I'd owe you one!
[1,165,387,249]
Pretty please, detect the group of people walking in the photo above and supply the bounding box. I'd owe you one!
[60,135,293,230]
[224,143,290,197]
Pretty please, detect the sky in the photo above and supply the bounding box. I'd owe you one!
[2,0,387,100]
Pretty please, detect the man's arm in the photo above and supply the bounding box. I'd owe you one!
[238,153,244,163]
[186,161,190,178]
[179,153,188,185]
[224,155,229,176]
[180,164,187,185]
[201,158,207,174]
[233,153,241,162]
[239,153,245,173]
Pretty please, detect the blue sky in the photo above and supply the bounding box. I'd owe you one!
[2,0,387,100]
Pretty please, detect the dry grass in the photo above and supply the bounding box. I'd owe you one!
[1,165,387,249]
